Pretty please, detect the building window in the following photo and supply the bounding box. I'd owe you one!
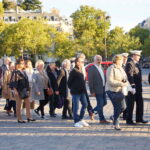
[51,16,54,21]
[18,16,21,20]
[9,16,12,21]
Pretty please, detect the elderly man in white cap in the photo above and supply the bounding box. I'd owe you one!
[125,50,148,125]
[122,53,129,70]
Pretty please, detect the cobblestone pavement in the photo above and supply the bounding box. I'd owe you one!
[0,69,150,150]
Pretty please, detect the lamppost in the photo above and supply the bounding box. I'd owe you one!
[104,16,110,61]
[97,15,110,61]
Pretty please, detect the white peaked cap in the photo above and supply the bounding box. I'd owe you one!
[130,50,142,55]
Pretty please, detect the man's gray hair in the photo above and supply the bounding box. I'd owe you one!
[94,55,102,62]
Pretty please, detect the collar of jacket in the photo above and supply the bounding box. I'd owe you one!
[74,66,82,73]
[113,64,122,69]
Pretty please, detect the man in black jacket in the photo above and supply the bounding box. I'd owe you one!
[126,50,148,125]
[57,59,73,119]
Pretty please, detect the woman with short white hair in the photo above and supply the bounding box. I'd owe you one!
[33,60,50,120]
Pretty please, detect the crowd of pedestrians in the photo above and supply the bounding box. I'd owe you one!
[0,50,149,130]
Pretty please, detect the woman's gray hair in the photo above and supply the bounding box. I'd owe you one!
[62,59,70,67]
[35,60,44,69]
[76,53,86,59]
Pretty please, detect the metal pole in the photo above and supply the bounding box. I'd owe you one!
[104,25,107,61]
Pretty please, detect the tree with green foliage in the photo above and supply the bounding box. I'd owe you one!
[142,36,150,56]
[0,2,4,17]
[0,18,53,57]
[107,27,141,56]
[71,5,110,59]
[20,0,42,10]
[52,31,75,61]
[2,0,16,10]
[129,26,150,44]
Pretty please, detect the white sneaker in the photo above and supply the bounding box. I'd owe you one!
[79,120,89,127]
[74,122,83,128]
[41,116,49,120]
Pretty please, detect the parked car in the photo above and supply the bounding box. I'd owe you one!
[85,61,113,80]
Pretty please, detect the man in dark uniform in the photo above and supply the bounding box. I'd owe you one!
[126,50,148,125]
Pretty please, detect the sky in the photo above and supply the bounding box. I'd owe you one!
[41,0,150,31]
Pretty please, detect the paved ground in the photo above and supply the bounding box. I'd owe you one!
[0,69,150,150]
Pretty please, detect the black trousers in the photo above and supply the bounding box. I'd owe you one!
[36,89,54,116]
[126,92,143,122]
[85,89,93,116]
[8,100,16,114]
[62,95,72,117]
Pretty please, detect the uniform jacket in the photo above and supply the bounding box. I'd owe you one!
[125,57,142,92]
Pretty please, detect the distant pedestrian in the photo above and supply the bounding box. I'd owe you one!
[2,62,16,116]
[68,57,89,128]
[33,60,51,120]
[106,55,131,130]
[57,59,73,119]
[126,50,148,125]
[77,53,94,120]
[88,55,109,124]
[10,59,35,123]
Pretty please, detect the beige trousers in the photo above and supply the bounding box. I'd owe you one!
[16,96,31,120]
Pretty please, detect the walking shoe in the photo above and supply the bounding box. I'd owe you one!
[126,121,136,125]
[114,125,121,130]
[110,116,114,122]
[79,120,89,127]
[136,120,148,124]
[90,113,95,120]
[41,116,49,120]
[62,115,70,119]
[74,122,83,128]
[34,109,40,116]
[50,114,57,118]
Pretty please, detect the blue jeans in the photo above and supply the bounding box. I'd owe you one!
[72,93,88,123]
[95,94,106,121]
[107,91,126,125]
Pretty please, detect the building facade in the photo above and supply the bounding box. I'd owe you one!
[138,17,150,30]
[3,7,73,33]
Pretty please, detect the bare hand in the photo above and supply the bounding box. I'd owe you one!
[55,91,59,95]
[37,92,41,96]
[91,93,95,97]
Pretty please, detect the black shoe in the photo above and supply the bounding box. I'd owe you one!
[18,120,26,123]
[50,114,56,118]
[62,115,70,119]
[126,121,136,125]
[27,118,36,122]
[34,109,40,116]
[136,120,148,124]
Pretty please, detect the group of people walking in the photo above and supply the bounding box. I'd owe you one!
[0,49,149,130]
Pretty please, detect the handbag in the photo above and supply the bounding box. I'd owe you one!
[19,88,30,99]
[55,95,64,109]
[46,88,53,96]
[111,91,125,102]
